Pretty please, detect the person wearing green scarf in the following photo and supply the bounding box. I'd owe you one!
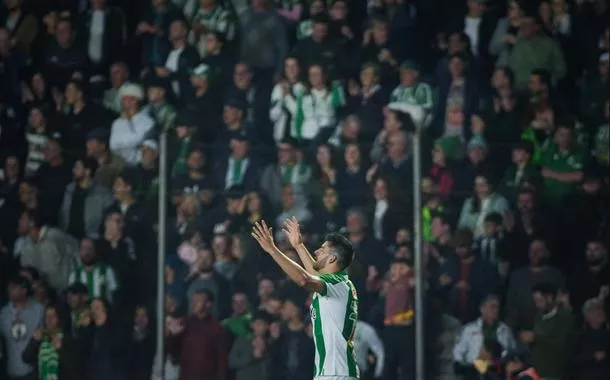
[23,305,80,380]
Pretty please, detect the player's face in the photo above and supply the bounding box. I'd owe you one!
[313,242,334,271]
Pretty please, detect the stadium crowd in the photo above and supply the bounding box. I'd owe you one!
[0,0,609,379]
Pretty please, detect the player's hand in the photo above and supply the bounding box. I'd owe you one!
[282,217,303,248]
[251,220,277,254]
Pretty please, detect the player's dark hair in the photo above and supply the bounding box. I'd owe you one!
[325,233,354,270]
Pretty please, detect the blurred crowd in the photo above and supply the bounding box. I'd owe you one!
[0,0,609,380]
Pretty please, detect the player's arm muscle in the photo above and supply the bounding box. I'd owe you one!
[269,247,325,293]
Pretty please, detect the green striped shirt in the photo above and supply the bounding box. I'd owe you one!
[311,271,359,378]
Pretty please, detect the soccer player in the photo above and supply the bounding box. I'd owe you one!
[251,218,359,380]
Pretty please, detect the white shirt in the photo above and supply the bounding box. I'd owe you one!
[269,82,305,142]
[109,111,155,164]
[165,47,184,95]
[354,321,385,378]
[465,16,482,55]
[452,318,516,364]
[88,10,105,63]
[373,200,389,241]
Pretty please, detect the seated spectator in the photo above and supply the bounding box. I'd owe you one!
[389,60,434,128]
[59,157,114,240]
[143,76,177,131]
[68,237,119,303]
[475,213,513,279]
[452,295,517,379]
[132,139,160,205]
[569,239,610,317]
[62,282,89,337]
[24,105,62,178]
[19,210,79,291]
[572,298,610,380]
[109,83,155,165]
[458,174,509,238]
[376,130,413,188]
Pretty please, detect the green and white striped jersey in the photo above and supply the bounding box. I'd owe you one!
[310,271,359,379]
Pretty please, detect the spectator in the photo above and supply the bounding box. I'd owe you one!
[132,139,160,205]
[354,319,385,379]
[452,295,516,378]
[68,237,119,302]
[129,305,156,380]
[1,0,38,56]
[270,56,306,142]
[102,62,132,114]
[166,289,228,380]
[523,282,574,380]
[137,0,183,70]
[109,83,155,164]
[228,310,272,380]
[215,129,261,190]
[222,290,252,339]
[59,156,114,239]
[186,246,231,318]
[335,143,369,210]
[438,229,500,323]
[497,141,541,202]
[19,210,79,291]
[62,282,88,337]
[505,239,565,331]
[0,276,44,380]
[489,1,523,60]
[24,105,61,177]
[458,174,509,238]
[22,304,82,380]
[143,76,177,131]
[569,240,610,317]
[79,298,129,380]
[34,137,73,224]
[43,17,88,86]
[189,0,236,58]
[571,298,610,380]
[498,10,566,92]
[85,128,126,190]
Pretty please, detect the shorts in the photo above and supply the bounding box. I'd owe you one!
[313,377,359,380]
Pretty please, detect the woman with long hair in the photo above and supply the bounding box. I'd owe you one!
[286,64,345,144]
[458,174,510,238]
[270,56,306,142]
[311,143,338,190]
[22,304,82,380]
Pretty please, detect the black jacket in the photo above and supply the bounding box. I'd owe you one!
[77,7,127,72]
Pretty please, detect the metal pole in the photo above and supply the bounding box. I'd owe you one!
[412,130,425,380]
[155,130,168,380]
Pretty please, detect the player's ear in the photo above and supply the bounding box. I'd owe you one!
[329,255,338,264]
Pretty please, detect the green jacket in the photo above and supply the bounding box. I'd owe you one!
[530,307,574,379]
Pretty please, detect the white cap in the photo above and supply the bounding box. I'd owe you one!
[141,139,159,151]
[119,83,144,101]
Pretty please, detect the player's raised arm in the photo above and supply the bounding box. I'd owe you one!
[282,217,317,274]
[251,220,324,293]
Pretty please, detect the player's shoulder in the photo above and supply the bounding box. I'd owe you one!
[318,271,349,285]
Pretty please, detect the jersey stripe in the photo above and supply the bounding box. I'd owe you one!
[312,296,326,376]
[342,281,358,377]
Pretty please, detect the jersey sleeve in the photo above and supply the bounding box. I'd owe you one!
[317,273,346,298]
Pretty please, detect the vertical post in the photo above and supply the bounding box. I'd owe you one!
[412,130,425,380]
[155,130,168,380]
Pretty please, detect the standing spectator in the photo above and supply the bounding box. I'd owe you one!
[186,247,232,318]
[438,229,501,323]
[498,10,566,92]
[19,210,79,291]
[68,237,119,303]
[522,282,574,380]
[354,319,385,380]
[43,17,88,86]
[228,310,272,380]
[239,0,287,76]
[85,128,126,190]
[166,289,229,380]
[269,56,305,142]
[79,298,129,380]
[505,239,565,331]
[22,304,82,380]
[109,83,155,164]
[77,0,127,76]
[489,1,523,60]
[0,276,44,380]
[59,157,114,239]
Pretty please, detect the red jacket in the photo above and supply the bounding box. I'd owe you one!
[168,315,228,380]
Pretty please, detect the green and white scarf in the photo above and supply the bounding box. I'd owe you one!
[293,82,345,139]
[38,336,60,380]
